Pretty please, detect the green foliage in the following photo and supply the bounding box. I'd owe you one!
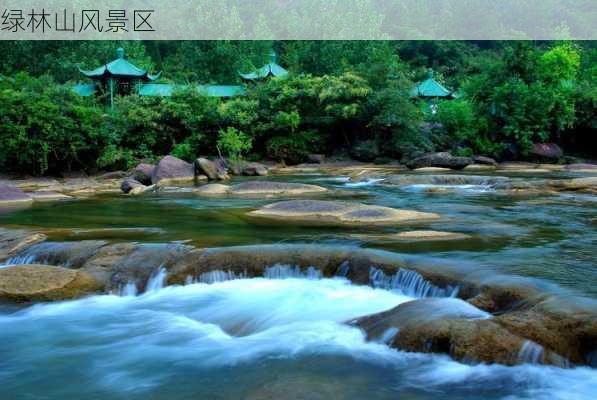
[465,42,581,157]
[266,131,321,164]
[217,127,253,161]
[0,40,594,175]
[0,73,108,174]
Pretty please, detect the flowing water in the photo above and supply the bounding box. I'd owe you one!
[1,277,596,400]
[1,171,596,399]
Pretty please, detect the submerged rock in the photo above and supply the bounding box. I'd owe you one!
[194,183,231,196]
[152,155,199,185]
[391,230,471,241]
[406,152,471,170]
[0,264,100,302]
[248,200,440,226]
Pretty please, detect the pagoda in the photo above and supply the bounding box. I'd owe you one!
[411,70,456,99]
[76,47,161,108]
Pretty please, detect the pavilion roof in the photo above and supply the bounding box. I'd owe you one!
[411,71,455,98]
[239,51,288,81]
[79,48,161,81]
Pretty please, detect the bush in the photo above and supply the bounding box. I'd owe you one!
[217,127,252,161]
[0,73,109,174]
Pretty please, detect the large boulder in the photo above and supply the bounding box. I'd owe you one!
[131,163,155,185]
[151,155,197,185]
[351,298,569,366]
[248,200,440,226]
[0,184,32,206]
[0,265,101,302]
[194,157,229,180]
[406,152,472,170]
[530,143,563,160]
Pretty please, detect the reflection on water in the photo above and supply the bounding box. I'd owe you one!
[1,173,595,296]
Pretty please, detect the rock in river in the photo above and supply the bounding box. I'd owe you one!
[152,155,202,185]
[131,163,155,185]
[0,264,100,302]
[0,184,32,206]
[194,157,229,180]
[248,200,440,226]
[406,152,471,170]
[195,181,329,197]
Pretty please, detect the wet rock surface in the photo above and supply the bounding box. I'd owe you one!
[0,228,47,263]
[1,233,596,367]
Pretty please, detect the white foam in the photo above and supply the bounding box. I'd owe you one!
[0,277,594,399]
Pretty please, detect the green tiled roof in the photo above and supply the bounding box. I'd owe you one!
[411,71,455,98]
[239,51,288,80]
[79,48,161,81]
[138,84,245,97]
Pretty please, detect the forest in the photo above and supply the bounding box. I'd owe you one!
[0,40,595,175]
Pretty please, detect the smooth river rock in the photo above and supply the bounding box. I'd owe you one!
[0,264,100,302]
[194,181,329,197]
[248,200,440,226]
[0,184,32,206]
[152,155,202,185]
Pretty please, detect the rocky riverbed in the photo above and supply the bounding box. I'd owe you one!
[1,157,596,399]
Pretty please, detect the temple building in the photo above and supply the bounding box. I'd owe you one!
[73,47,246,105]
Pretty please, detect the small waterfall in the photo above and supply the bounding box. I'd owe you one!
[120,282,138,297]
[336,261,350,277]
[264,264,322,280]
[145,267,167,292]
[198,270,246,284]
[369,267,459,298]
[4,254,38,266]
[379,327,399,344]
[518,340,545,364]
